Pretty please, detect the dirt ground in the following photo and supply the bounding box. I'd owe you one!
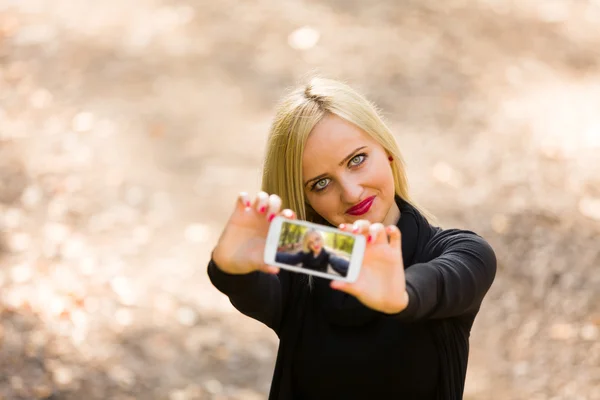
[0,0,599,399]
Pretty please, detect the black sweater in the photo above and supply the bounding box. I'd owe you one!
[207,198,497,399]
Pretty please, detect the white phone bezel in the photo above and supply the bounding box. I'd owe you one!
[264,216,365,283]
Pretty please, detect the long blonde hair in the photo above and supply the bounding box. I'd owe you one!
[261,76,433,225]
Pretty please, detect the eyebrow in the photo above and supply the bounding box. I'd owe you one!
[303,146,368,187]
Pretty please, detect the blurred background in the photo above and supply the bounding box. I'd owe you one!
[0,0,599,398]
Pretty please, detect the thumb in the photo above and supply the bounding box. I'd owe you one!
[330,280,359,296]
[259,264,280,274]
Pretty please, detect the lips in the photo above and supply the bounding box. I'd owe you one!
[346,195,376,216]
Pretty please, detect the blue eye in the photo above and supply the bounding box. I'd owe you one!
[349,154,366,166]
[312,178,330,191]
[349,154,365,165]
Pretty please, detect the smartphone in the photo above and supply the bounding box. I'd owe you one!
[264,216,366,282]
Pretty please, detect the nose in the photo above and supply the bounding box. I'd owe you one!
[339,177,363,206]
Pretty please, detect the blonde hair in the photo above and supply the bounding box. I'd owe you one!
[302,229,323,253]
[261,76,434,225]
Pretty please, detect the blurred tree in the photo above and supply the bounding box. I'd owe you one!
[278,222,307,247]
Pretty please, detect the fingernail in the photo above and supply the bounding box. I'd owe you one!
[268,213,275,222]
[352,227,359,233]
[367,235,372,243]
[339,224,345,230]
[259,206,266,213]
[245,201,251,207]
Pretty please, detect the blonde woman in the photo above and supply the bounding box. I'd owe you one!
[275,229,350,276]
[208,77,496,399]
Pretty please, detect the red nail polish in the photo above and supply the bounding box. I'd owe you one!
[259,206,266,213]
[367,235,372,243]
[268,213,275,222]
[245,201,251,207]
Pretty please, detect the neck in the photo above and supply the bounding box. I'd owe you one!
[382,200,401,226]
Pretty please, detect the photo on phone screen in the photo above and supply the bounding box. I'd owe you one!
[264,217,365,282]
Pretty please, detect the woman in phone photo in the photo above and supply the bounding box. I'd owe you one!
[208,77,497,399]
[275,229,350,276]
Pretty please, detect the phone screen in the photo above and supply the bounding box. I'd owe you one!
[273,220,358,279]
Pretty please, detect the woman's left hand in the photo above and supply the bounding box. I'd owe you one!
[330,220,409,314]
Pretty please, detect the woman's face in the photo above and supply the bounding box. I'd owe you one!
[306,232,323,252]
[302,114,399,227]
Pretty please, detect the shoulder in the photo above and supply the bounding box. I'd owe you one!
[429,228,494,252]
[396,197,496,271]
[424,228,497,270]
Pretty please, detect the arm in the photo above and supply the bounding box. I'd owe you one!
[207,256,292,335]
[329,254,350,276]
[392,229,496,321]
[275,251,305,266]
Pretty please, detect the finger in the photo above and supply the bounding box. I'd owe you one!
[237,191,251,211]
[368,223,386,245]
[281,208,297,220]
[351,219,370,235]
[267,194,282,222]
[386,225,402,249]
[330,279,360,297]
[338,222,353,232]
[259,264,280,274]
[253,191,269,213]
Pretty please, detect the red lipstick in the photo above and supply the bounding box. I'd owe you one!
[346,196,375,216]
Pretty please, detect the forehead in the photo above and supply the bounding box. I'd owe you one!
[302,114,375,175]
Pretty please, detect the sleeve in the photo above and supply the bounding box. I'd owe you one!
[329,255,350,276]
[207,257,292,335]
[391,229,497,321]
[275,251,305,265]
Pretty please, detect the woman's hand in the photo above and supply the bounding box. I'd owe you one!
[212,191,296,275]
[330,220,409,314]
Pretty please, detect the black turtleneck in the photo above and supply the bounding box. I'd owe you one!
[207,197,496,399]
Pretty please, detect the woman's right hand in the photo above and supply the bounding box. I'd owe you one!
[212,191,296,275]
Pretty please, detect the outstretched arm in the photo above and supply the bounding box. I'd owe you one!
[207,257,293,335]
[329,254,350,276]
[207,191,300,336]
[330,221,496,321]
[275,251,305,266]
[395,229,496,321]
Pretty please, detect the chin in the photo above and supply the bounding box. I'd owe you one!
[378,211,391,224]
